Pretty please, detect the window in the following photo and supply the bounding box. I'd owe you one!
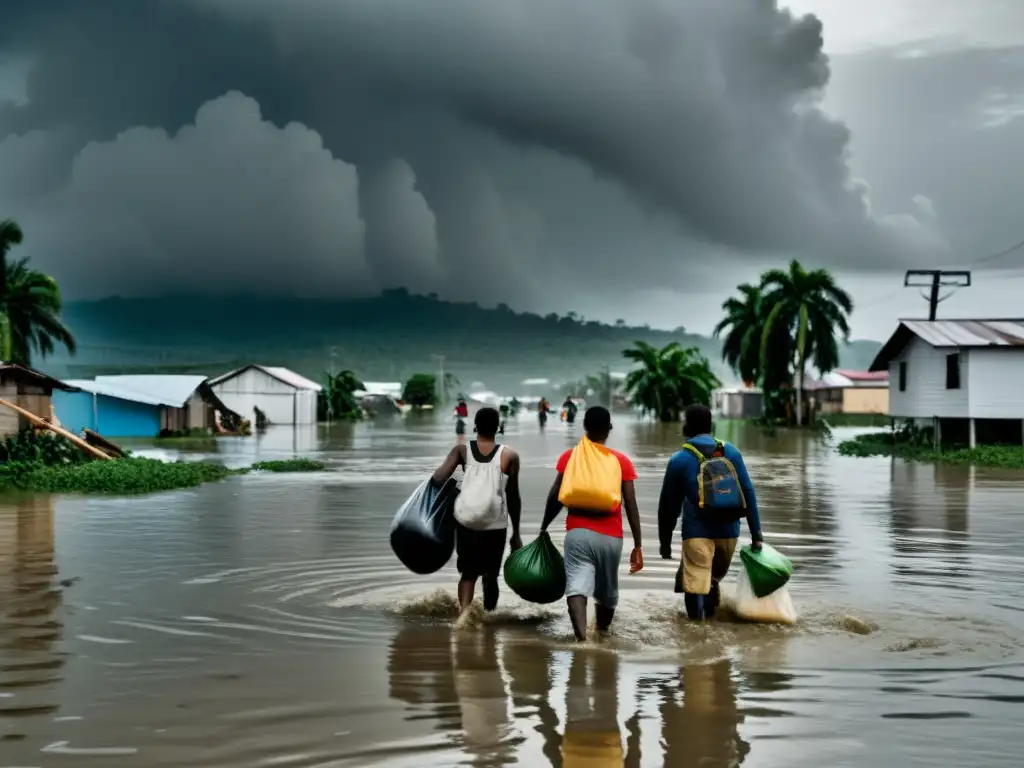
[946,353,961,390]
[898,361,907,392]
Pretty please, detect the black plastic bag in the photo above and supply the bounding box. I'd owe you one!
[503,531,566,604]
[390,479,459,575]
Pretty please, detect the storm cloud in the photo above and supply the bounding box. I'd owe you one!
[0,0,945,313]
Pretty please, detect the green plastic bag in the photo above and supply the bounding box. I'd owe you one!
[503,531,566,604]
[739,543,793,598]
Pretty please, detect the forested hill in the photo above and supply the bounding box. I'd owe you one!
[43,291,882,395]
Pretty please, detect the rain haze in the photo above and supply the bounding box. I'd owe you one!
[2,0,1020,339]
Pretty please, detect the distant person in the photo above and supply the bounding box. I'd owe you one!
[657,404,763,621]
[538,397,551,428]
[562,397,578,425]
[454,398,469,436]
[431,407,522,621]
[498,403,509,435]
[541,406,643,641]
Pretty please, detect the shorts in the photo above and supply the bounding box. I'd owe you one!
[681,537,737,595]
[564,527,624,609]
[455,524,506,580]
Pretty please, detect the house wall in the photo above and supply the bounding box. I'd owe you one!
[967,349,1024,418]
[0,382,54,436]
[53,391,162,437]
[212,367,315,425]
[185,393,209,430]
[842,387,889,415]
[888,338,970,419]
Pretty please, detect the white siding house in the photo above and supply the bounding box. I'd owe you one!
[870,319,1024,447]
[209,365,322,426]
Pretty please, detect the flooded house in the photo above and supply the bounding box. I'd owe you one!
[53,375,233,438]
[871,319,1024,447]
[808,370,889,415]
[209,365,322,426]
[713,387,764,419]
[0,364,79,438]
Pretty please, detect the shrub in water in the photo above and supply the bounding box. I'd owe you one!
[17,457,237,494]
[251,458,326,473]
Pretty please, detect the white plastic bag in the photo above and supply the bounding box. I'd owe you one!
[731,565,798,625]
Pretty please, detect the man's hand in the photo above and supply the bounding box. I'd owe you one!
[510,532,523,552]
[751,538,763,553]
[629,547,644,574]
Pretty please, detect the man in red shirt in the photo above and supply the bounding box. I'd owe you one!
[540,406,643,641]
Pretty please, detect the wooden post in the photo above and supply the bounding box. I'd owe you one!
[0,398,111,460]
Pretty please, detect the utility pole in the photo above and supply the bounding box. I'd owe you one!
[904,270,971,321]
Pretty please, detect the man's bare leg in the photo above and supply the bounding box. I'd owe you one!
[568,595,588,641]
[458,578,476,615]
[595,604,615,633]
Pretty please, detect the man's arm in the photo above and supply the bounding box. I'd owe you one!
[505,450,523,548]
[430,444,464,487]
[657,456,685,559]
[540,473,565,531]
[731,449,762,543]
[622,480,642,550]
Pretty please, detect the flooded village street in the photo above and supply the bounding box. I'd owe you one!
[3,417,1024,766]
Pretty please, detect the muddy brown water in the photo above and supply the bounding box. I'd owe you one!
[2,417,1023,766]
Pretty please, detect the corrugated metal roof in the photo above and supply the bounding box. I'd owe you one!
[63,379,168,407]
[94,375,207,407]
[836,369,889,382]
[901,319,1024,347]
[263,366,322,391]
[209,364,322,391]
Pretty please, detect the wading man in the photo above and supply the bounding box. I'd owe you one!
[431,407,522,621]
[541,406,643,641]
[657,404,763,620]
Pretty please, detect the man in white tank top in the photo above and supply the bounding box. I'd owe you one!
[432,407,522,619]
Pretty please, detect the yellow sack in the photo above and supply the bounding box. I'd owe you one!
[558,436,622,511]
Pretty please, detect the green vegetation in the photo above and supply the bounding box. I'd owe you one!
[318,370,364,421]
[252,458,327,472]
[0,218,77,366]
[621,341,720,422]
[9,457,238,494]
[560,368,622,407]
[716,260,854,427]
[837,430,1024,468]
[402,373,437,409]
[0,430,326,494]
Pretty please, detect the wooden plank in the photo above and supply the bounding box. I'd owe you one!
[0,399,112,461]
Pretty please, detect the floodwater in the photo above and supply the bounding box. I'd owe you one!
[2,417,1024,766]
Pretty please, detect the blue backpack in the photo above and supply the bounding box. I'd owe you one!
[682,440,747,518]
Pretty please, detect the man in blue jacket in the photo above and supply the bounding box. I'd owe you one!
[657,404,763,620]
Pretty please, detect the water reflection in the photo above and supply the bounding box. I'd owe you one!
[656,658,749,767]
[502,638,562,766]
[0,494,64,724]
[563,651,641,767]
[452,629,515,765]
[889,461,972,591]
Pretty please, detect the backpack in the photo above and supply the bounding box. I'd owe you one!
[454,443,506,529]
[682,440,747,517]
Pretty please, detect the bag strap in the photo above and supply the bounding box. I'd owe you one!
[681,443,706,463]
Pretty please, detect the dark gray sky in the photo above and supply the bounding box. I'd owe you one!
[0,0,1020,339]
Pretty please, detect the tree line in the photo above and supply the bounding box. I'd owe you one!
[1,216,853,429]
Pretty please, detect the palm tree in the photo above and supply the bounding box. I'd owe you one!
[2,256,77,367]
[759,260,853,426]
[713,283,763,385]
[622,341,720,422]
